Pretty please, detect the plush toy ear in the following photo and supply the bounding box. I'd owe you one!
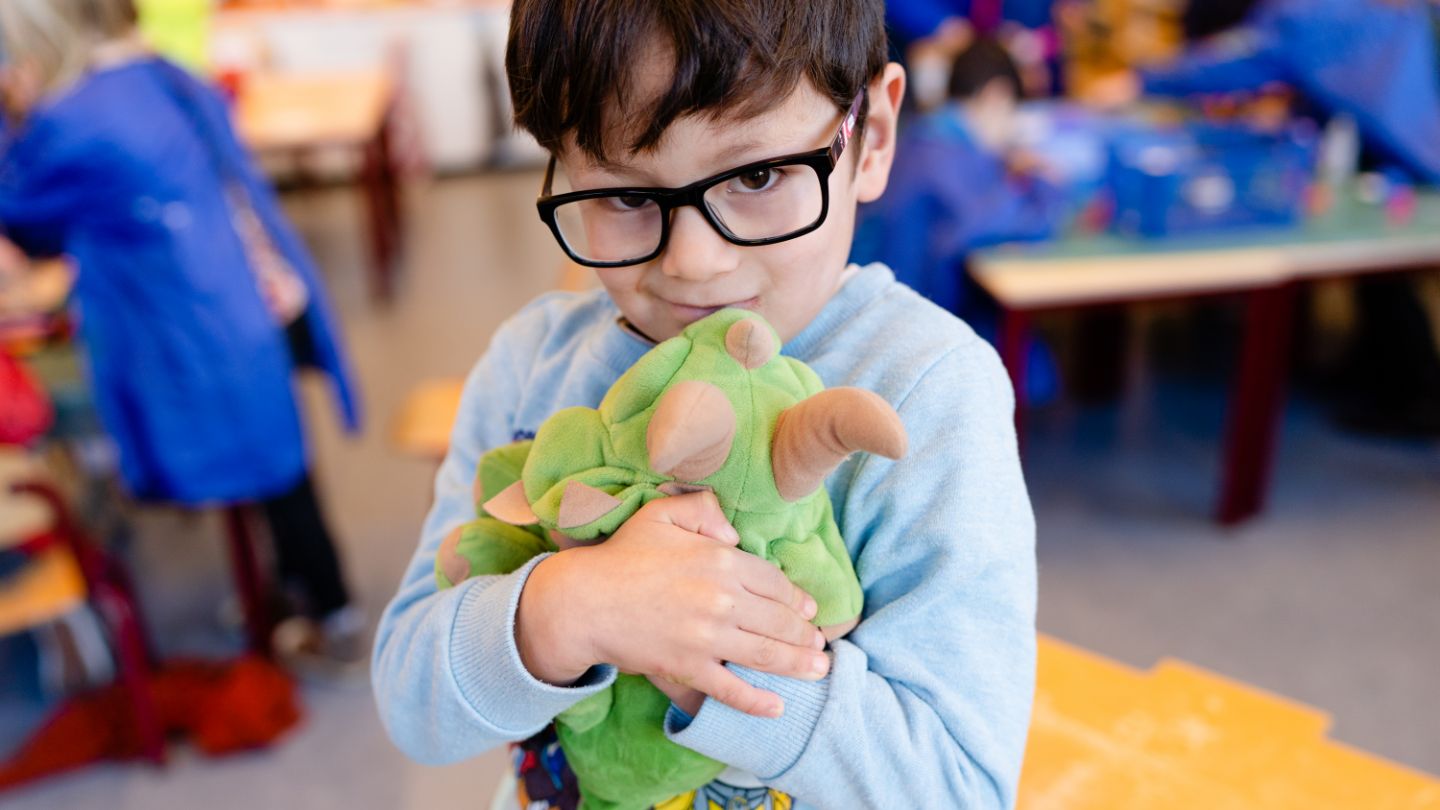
[647,380,737,481]
[483,481,539,525]
[557,481,624,530]
[772,387,908,502]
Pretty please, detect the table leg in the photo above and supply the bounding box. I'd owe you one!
[999,306,1032,454]
[223,505,272,657]
[361,114,401,301]
[1217,285,1296,526]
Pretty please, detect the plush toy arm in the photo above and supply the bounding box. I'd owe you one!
[555,688,614,734]
[765,519,864,630]
[434,518,556,589]
[597,335,696,424]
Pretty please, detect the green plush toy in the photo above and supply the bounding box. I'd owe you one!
[435,309,907,810]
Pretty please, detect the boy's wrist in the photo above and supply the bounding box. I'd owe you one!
[515,552,596,685]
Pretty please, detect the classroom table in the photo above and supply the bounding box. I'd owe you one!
[234,68,403,299]
[971,192,1440,525]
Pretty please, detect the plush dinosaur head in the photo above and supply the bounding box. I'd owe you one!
[483,308,907,545]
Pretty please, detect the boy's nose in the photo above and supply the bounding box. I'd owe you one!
[658,207,739,282]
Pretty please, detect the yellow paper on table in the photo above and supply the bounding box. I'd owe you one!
[136,0,212,73]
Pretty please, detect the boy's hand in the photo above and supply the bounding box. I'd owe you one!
[516,492,830,718]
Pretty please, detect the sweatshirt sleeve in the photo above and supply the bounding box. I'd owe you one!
[665,338,1038,808]
[371,307,618,765]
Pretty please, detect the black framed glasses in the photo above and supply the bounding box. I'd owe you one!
[536,92,865,268]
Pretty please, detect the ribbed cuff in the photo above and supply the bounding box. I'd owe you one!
[449,553,616,736]
[665,659,831,780]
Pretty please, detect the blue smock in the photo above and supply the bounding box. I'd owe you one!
[0,58,361,504]
[1140,0,1440,185]
[852,109,1066,315]
[888,0,1057,44]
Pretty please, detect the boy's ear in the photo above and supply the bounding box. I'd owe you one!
[854,63,908,205]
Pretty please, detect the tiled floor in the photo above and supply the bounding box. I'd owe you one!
[2,170,1437,808]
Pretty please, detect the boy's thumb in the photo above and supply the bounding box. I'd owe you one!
[656,490,740,546]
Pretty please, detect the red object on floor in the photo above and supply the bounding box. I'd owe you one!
[0,656,303,791]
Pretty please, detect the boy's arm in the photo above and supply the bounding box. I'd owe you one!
[665,339,1037,808]
[371,309,618,765]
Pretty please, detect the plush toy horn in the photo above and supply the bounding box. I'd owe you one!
[647,380,737,481]
[725,318,776,370]
[483,481,539,525]
[772,388,908,502]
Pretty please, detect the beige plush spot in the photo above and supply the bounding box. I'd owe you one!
[483,481,538,525]
[438,525,472,585]
[557,481,623,529]
[725,318,776,370]
[646,380,736,481]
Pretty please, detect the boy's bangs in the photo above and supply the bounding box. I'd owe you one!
[507,0,887,164]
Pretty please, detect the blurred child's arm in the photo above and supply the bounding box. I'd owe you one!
[664,339,1036,808]
[1138,23,1288,97]
[371,307,619,765]
[0,119,95,257]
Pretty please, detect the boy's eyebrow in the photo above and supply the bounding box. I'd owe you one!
[586,138,771,184]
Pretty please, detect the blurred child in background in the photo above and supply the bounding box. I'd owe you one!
[853,38,1066,319]
[0,0,366,666]
[852,37,1064,403]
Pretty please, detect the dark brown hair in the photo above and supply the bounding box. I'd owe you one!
[506,0,889,163]
[947,37,1023,102]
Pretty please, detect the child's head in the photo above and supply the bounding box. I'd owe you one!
[507,0,904,342]
[946,37,1024,152]
[0,0,137,116]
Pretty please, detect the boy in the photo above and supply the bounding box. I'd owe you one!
[372,2,1037,808]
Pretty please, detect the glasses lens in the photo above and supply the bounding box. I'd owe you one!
[703,162,824,241]
[553,194,663,265]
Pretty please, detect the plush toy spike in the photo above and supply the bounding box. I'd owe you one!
[724,317,776,370]
[557,481,624,530]
[645,380,736,482]
[437,525,472,586]
[483,481,539,525]
[772,387,909,502]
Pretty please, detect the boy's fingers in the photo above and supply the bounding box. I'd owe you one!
[651,490,740,545]
[738,556,818,620]
[693,664,784,718]
[736,596,826,652]
[721,630,831,682]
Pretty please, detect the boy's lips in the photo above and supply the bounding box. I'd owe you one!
[664,296,759,322]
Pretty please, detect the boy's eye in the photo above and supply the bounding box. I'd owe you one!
[733,168,782,193]
[614,194,650,209]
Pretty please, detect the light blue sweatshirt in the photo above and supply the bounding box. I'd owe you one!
[372,264,1037,808]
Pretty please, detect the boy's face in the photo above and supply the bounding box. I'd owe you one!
[555,65,905,343]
